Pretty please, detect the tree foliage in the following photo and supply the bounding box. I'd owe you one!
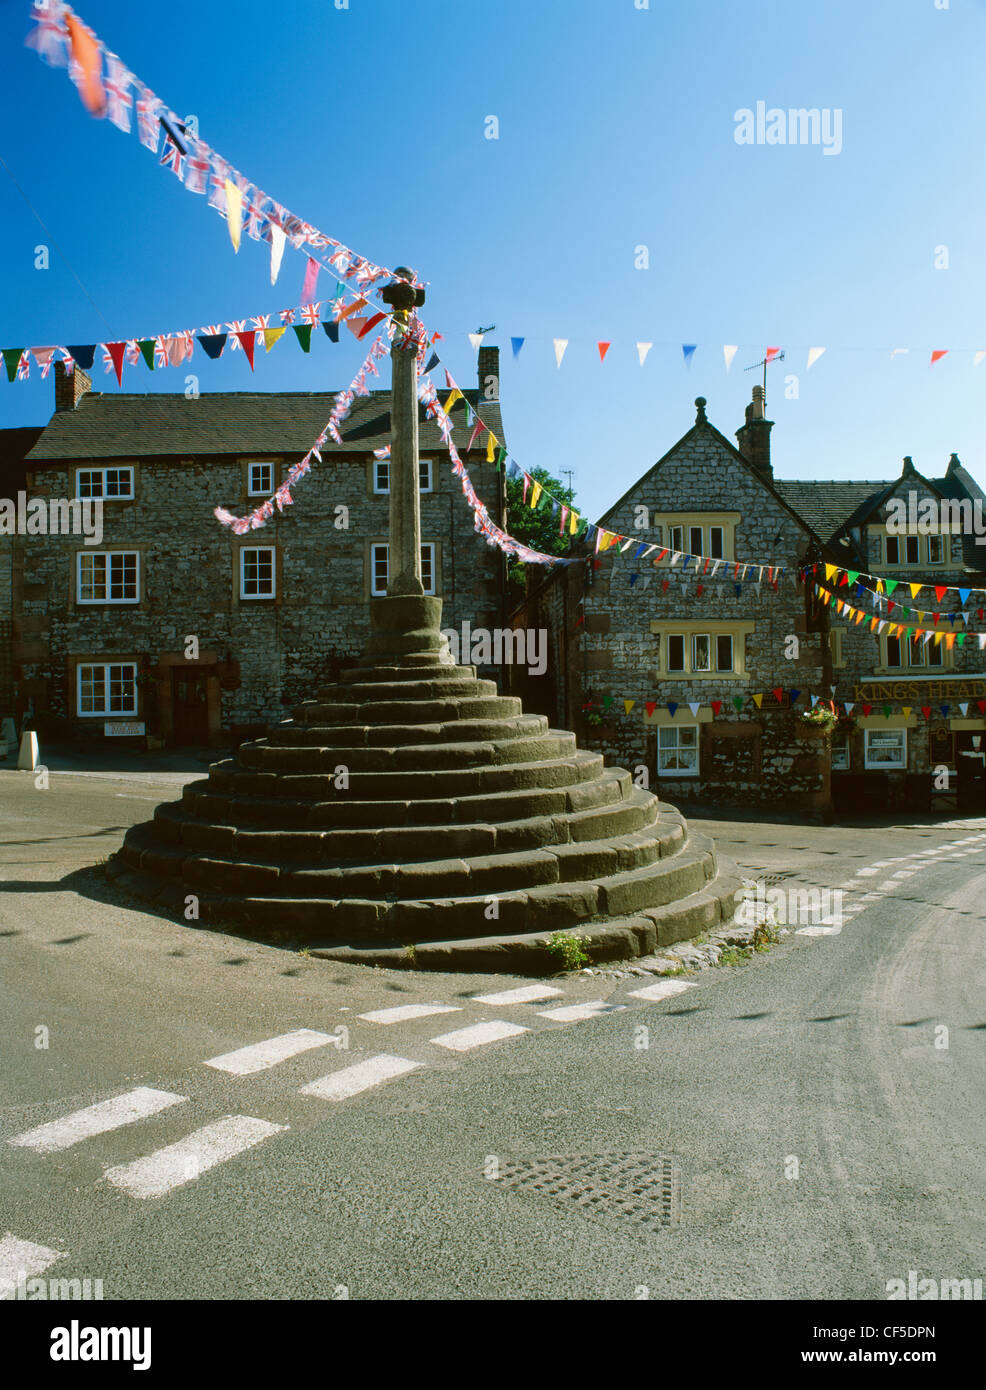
[504,466,579,589]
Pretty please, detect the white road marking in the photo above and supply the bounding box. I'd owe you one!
[536,1000,625,1022]
[8,1087,187,1154]
[859,892,885,901]
[627,979,697,1002]
[204,1029,338,1075]
[300,1054,422,1100]
[357,1004,461,1024]
[892,870,917,878]
[471,985,564,1005]
[104,1115,286,1199]
[856,867,879,876]
[798,925,842,936]
[429,1021,528,1052]
[0,1235,66,1295]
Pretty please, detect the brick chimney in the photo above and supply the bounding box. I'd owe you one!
[477,344,499,402]
[54,360,92,412]
[736,385,773,480]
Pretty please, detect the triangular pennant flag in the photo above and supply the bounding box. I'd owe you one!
[553,338,568,368]
[732,695,743,712]
[137,338,156,370]
[790,689,801,703]
[959,702,969,716]
[269,224,286,285]
[300,256,319,305]
[843,701,854,715]
[235,330,256,369]
[752,693,763,708]
[196,333,227,360]
[66,344,96,370]
[2,348,25,383]
[682,344,697,367]
[645,702,657,717]
[935,585,948,602]
[597,342,611,362]
[930,349,948,366]
[723,344,738,372]
[468,332,484,352]
[921,706,931,719]
[105,341,126,385]
[65,13,106,116]
[862,704,873,717]
[882,705,892,719]
[224,179,243,252]
[623,700,636,715]
[292,324,313,353]
[323,321,339,343]
[772,687,783,703]
[511,337,524,358]
[687,702,701,717]
[711,700,722,716]
[806,346,826,370]
[602,696,613,711]
[262,327,286,353]
[667,702,678,718]
[636,342,653,366]
[765,346,781,364]
[909,583,921,599]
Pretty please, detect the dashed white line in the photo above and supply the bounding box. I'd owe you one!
[8,1087,187,1154]
[204,1029,338,1075]
[300,1054,422,1100]
[536,1000,625,1022]
[627,979,697,1002]
[471,985,564,1005]
[430,1021,528,1052]
[357,1004,462,1025]
[0,1235,66,1295]
[104,1115,286,1199]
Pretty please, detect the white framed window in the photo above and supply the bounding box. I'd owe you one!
[657,724,699,777]
[370,542,436,597]
[864,727,906,769]
[247,461,274,496]
[689,526,703,557]
[715,634,734,672]
[709,526,724,560]
[831,734,850,771]
[951,534,965,561]
[669,525,684,553]
[77,661,138,717]
[76,466,134,500]
[885,534,920,565]
[885,635,944,669]
[240,546,276,599]
[667,634,686,672]
[372,458,433,494]
[77,551,139,604]
[692,633,711,672]
[927,534,944,564]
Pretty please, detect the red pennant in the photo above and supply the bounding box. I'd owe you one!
[661,579,669,593]
[863,704,873,717]
[839,571,848,586]
[597,342,611,361]
[765,346,781,363]
[105,341,126,385]
[978,700,986,715]
[935,586,947,602]
[933,612,940,626]
[772,687,783,703]
[711,700,722,716]
[357,311,386,340]
[696,583,704,596]
[645,701,657,717]
[922,706,932,720]
[235,330,256,370]
[930,349,948,366]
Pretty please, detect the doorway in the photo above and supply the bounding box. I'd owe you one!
[171,668,210,745]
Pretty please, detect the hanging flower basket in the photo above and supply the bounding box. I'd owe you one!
[799,707,837,734]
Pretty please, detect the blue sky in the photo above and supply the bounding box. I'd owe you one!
[2,0,985,524]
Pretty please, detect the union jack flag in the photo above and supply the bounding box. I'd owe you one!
[300,303,322,328]
[250,314,271,332]
[154,337,170,368]
[135,84,161,152]
[25,0,68,67]
[226,320,248,351]
[245,189,269,241]
[201,324,223,337]
[184,137,210,194]
[103,54,133,132]
[328,247,351,275]
[208,155,231,212]
[279,308,296,326]
[159,132,185,179]
[16,351,29,382]
[32,347,57,378]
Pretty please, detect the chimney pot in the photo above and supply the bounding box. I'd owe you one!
[735,386,774,481]
[54,360,91,412]
[477,343,499,401]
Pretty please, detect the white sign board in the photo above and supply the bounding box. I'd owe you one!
[104,721,145,737]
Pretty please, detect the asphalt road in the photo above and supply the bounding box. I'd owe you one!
[1,766,984,1300]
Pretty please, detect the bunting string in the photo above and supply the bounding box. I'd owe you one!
[805,560,986,605]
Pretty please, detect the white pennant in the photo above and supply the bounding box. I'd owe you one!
[844,702,855,715]
[960,702,969,716]
[688,702,701,717]
[723,344,738,372]
[553,338,568,368]
[975,350,986,367]
[636,341,652,366]
[806,346,826,370]
[468,332,484,352]
[979,633,986,649]
[269,225,286,286]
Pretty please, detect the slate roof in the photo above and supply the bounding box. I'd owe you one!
[772,480,887,546]
[25,390,502,462]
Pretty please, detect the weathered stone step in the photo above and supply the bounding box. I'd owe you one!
[313,676,497,704]
[290,695,523,726]
[271,713,548,748]
[335,663,478,686]
[203,748,606,801]
[237,729,576,774]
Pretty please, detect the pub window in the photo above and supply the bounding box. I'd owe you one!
[905,535,919,564]
[77,551,139,604]
[927,535,944,564]
[886,635,902,667]
[709,526,724,559]
[77,661,138,717]
[76,466,134,500]
[240,546,276,599]
[370,542,436,597]
[928,640,944,668]
[692,633,711,672]
[657,724,699,777]
[667,634,686,672]
[689,526,703,557]
[908,636,925,667]
[247,462,273,496]
[715,634,734,671]
[885,536,899,565]
[864,728,906,770]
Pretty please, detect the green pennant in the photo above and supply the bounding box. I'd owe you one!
[292,324,313,354]
[602,696,613,710]
[885,580,899,595]
[2,348,24,382]
[732,695,743,712]
[902,607,910,620]
[495,446,507,471]
[883,704,892,719]
[904,627,913,641]
[136,339,156,370]
[957,632,966,647]
[847,570,859,584]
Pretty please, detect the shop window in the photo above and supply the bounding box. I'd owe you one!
[864,728,907,769]
[657,724,699,776]
[77,661,138,717]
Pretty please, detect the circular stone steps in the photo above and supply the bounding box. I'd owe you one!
[106,594,741,972]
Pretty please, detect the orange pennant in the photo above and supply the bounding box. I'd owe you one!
[66,15,106,117]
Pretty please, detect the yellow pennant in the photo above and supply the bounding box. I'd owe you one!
[530,481,543,508]
[263,327,286,352]
[752,693,763,708]
[824,563,837,582]
[875,578,885,594]
[902,706,912,719]
[486,432,497,463]
[624,700,635,715]
[443,388,461,415]
[945,631,956,649]
[934,630,943,645]
[224,179,243,252]
[909,583,922,599]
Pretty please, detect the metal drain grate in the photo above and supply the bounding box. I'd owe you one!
[496,1152,680,1231]
[756,871,796,889]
